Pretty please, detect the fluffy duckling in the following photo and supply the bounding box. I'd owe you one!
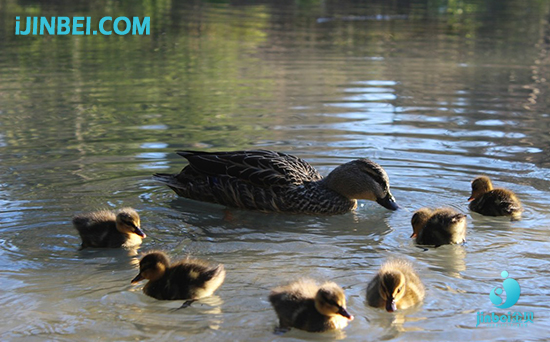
[411,207,467,246]
[73,208,145,249]
[131,251,226,305]
[366,259,425,312]
[468,176,523,220]
[268,279,354,332]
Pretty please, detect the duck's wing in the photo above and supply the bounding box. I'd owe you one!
[176,150,322,187]
[471,190,522,216]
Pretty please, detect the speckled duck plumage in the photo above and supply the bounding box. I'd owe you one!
[468,176,523,220]
[411,207,467,246]
[153,150,398,215]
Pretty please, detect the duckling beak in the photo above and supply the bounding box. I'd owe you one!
[134,227,146,238]
[385,298,397,312]
[410,232,417,238]
[130,224,146,238]
[376,193,399,211]
[131,273,144,284]
[337,307,354,320]
[467,196,475,202]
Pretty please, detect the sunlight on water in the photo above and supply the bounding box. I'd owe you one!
[1,0,550,341]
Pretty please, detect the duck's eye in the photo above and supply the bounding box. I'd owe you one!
[397,288,401,293]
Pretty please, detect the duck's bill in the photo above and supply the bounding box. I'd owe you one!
[377,194,399,211]
[385,299,397,312]
[410,232,417,238]
[337,307,354,320]
[131,274,144,284]
[467,196,475,202]
[133,226,146,238]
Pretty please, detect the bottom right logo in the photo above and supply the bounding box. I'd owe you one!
[476,271,534,327]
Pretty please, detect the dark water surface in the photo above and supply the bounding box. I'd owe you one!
[1,0,550,340]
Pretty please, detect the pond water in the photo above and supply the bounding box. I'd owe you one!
[1,0,550,341]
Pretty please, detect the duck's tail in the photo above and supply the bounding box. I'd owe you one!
[153,173,181,188]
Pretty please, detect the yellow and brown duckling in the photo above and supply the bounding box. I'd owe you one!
[153,150,398,215]
[468,176,523,220]
[72,207,145,249]
[131,251,226,306]
[268,279,354,332]
[366,259,425,312]
[411,207,467,246]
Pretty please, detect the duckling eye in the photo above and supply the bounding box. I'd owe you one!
[397,288,401,293]
[123,220,137,228]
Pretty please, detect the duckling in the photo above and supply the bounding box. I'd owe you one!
[366,259,425,312]
[153,149,398,215]
[72,207,145,249]
[131,251,225,306]
[411,207,467,246]
[268,279,354,332]
[468,176,523,220]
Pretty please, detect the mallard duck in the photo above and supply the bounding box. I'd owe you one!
[131,251,225,305]
[366,259,424,312]
[411,207,467,246]
[268,279,354,332]
[468,176,523,220]
[153,150,398,215]
[72,208,145,249]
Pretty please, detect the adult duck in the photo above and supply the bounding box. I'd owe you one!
[153,150,398,215]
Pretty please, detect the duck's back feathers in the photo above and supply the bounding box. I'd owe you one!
[176,150,322,187]
[469,188,522,219]
[274,298,329,332]
[143,259,226,300]
[417,208,467,246]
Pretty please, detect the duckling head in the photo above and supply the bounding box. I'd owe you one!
[324,159,398,210]
[410,208,432,238]
[131,252,170,283]
[116,208,146,238]
[468,176,493,201]
[314,282,354,321]
[379,270,406,312]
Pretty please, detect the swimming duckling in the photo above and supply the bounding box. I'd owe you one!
[154,149,398,215]
[366,259,425,312]
[268,279,354,333]
[131,251,225,306]
[468,176,523,220]
[411,207,467,246]
[72,208,145,249]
